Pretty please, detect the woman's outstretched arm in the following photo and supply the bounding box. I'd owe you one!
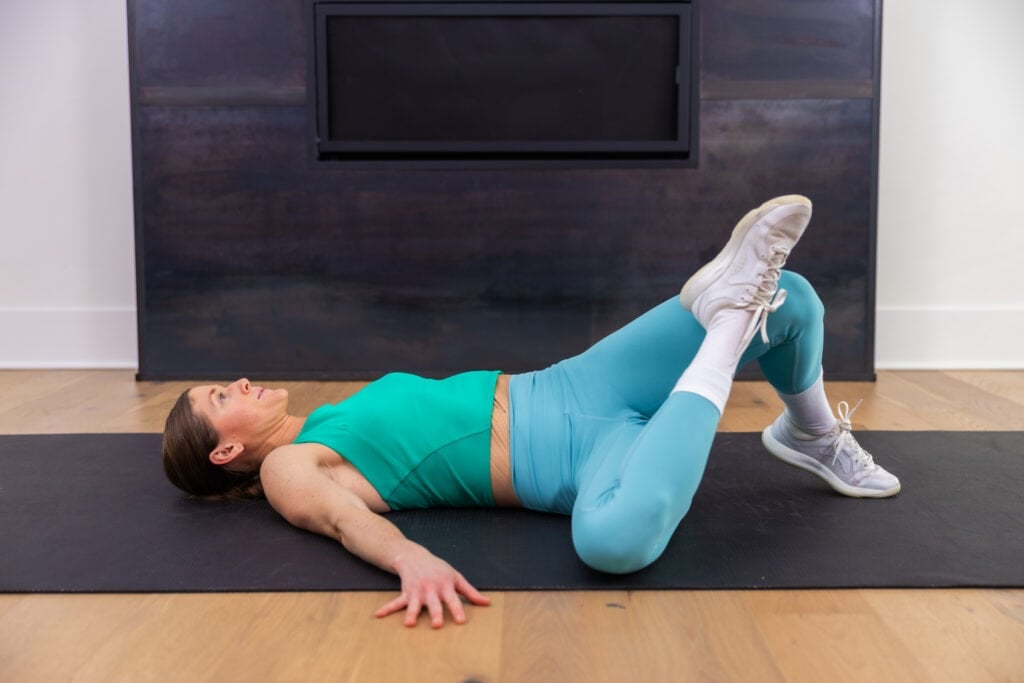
[260,445,489,628]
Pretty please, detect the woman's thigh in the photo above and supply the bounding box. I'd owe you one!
[570,392,720,574]
[555,297,707,418]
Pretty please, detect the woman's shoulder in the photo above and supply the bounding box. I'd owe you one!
[261,442,336,478]
[260,441,390,513]
[259,442,336,505]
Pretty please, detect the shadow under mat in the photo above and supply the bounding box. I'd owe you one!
[1,432,1021,592]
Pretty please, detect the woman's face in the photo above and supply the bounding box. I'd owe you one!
[187,378,288,446]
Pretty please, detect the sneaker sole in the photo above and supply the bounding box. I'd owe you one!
[680,195,812,310]
[761,426,901,498]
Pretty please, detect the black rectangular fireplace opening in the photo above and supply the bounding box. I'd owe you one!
[308,1,696,164]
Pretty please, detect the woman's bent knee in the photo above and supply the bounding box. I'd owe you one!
[571,499,675,574]
[573,532,655,574]
[778,271,825,322]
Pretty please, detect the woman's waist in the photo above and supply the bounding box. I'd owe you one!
[504,367,583,514]
[489,373,519,506]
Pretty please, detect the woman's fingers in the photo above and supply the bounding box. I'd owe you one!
[442,585,467,625]
[404,594,422,627]
[375,594,407,618]
[455,573,491,606]
[378,568,489,627]
[424,588,445,629]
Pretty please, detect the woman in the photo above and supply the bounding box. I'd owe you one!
[163,196,899,628]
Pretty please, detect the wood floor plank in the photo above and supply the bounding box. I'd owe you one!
[743,589,1020,683]
[0,370,85,422]
[874,372,1024,431]
[0,592,502,683]
[752,608,931,683]
[945,371,1024,407]
[861,589,1024,683]
[745,589,875,616]
[0,594,153,683]
[500,591,785,683]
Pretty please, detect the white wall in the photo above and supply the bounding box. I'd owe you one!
[0,0,136,367]
[876,0,1024,368]
[1,0,1021,369]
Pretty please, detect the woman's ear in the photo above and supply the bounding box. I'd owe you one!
[209,442,245,466]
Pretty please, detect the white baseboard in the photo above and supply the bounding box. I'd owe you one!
[876,306,1024,369]
[0,307,137,369]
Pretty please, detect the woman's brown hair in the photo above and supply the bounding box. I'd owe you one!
[162,389,264,501]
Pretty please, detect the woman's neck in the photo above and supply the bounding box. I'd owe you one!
[249,414,306,467]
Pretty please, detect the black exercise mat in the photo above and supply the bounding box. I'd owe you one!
[1,432,1022,592]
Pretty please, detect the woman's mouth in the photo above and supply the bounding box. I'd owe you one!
[258,388,264,400]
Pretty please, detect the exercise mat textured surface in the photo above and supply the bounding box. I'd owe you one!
[1,432,1021,592]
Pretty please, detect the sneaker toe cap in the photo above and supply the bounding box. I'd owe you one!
[858,467,901,492]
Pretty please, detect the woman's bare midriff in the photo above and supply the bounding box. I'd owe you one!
[489,374,520,507]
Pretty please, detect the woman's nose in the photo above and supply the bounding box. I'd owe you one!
[231,378,251,393]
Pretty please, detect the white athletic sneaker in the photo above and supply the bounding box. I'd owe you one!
[762,401,901,498]
[680,195,813,354]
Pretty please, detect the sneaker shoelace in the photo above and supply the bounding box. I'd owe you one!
[741,245,791,346]
[831,400,876,470]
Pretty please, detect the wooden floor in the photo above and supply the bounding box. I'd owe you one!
[1,370,1022,682]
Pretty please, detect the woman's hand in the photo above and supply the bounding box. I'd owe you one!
[376,546,490,628]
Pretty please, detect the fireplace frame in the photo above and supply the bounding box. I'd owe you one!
[306,0,698,165]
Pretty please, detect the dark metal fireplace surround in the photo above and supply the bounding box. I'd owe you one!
[310,1,697,163]
[130,0,881,381]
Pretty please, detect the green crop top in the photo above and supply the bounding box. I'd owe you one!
[292,370,501,510]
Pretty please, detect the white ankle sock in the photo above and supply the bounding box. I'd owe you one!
[672,310,749,414]
[778,372,836,435]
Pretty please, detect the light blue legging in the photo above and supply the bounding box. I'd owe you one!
[507,271,825,574]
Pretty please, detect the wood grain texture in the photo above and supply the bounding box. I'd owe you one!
[1,370,1022,682]
[130,0,882,380]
